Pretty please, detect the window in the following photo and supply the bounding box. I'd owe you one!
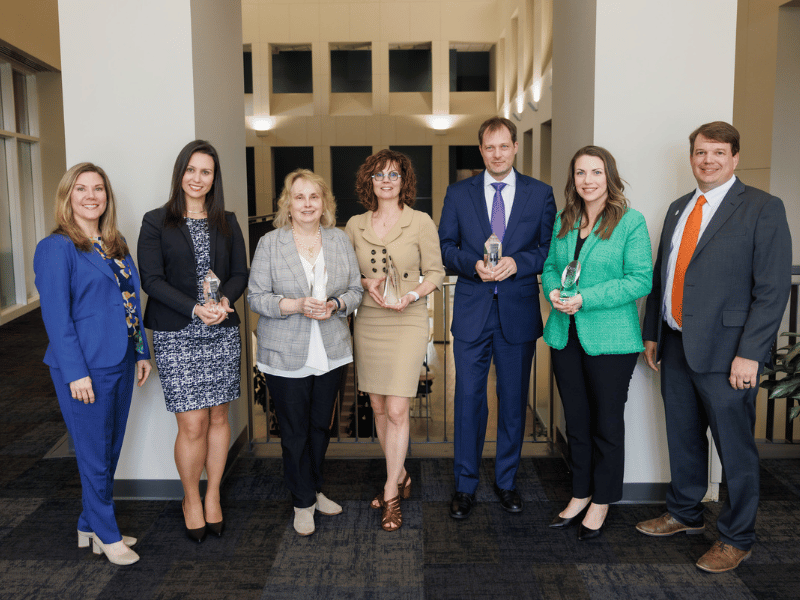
[271,46,313,94]
[330,146,372,225]
[389,45,431,92]
[390,146,432,216]
[330,44,371,93]
[449,47,493,92]
[448,145,484,184]
[243,50,253,94]
[272,147,314,210]
[0,60,45,317]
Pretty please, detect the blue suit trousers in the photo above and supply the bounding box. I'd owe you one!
[50,341,135,544]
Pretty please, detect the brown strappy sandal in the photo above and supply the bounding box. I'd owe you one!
[370,472,412,509]
[381,495,402,531]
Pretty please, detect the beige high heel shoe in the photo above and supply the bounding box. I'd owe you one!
[92,537,140,566]
[78,530,137,548]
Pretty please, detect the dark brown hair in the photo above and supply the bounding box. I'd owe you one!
[478,117,517,145]
[355,149,417,211]
[163,140,230,235]
[689,121,740,156]
[53,162,129,258]
[558,146,628,241]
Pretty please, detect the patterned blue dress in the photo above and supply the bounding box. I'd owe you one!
[153,218,241,413]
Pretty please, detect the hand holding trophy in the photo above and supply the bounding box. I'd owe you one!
[484,233,502,269]
[203,269,222,313]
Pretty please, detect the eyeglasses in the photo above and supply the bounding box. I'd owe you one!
[371,171,401,182]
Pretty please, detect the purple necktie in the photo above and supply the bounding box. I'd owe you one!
[491,182,506,293]
[491,182,506,240]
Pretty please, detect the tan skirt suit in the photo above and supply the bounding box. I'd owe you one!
[345,208,445,397]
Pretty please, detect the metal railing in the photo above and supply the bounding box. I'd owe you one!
[246,278,554,448]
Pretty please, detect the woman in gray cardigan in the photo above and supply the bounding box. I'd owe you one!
[248,169,362,536]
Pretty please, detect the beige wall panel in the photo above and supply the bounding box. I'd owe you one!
[270,93,315,116]
[378,115,397,144]
[273,118,309,145]
[306,115,323,146]
[350,3,382,41]
[381,2,412,41]
[289,4,320,42]
[334,116,368,144]
[409,2,442,41]
[242,3,259,40]
[329,93,374,116]
[441,2,498,39]
[319,4,351,39]
[319,115,337,146]
[37,72,66,234]
[259,3,290,42]
[0,0,60,70]
[450,92,496,115]
[389,92,433,114]
[736,167,771,191]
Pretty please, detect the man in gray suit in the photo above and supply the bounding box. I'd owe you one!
[637,121,792,572]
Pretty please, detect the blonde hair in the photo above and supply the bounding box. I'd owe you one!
[273,169,337,229]
[53,163,129,258]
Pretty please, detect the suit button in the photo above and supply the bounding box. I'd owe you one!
[371,258,375,263]
[372,268,377,273]
[404,273,408,278]
[371,249,376,255]
[382,258,386,263]
[383,268,387,273]
[382,249,387,254]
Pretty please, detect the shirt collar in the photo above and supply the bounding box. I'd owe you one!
[484,169,516,189]
[692,175,737,211]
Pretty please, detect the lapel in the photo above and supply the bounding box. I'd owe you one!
[382,206,413,245]
[503,170,528,244]
[80,245,116,283]
[693,179,745,258]
[178,219,194,258]
[357,211,384,247]
[278,227,311,295]
[208,221,218,273]
[469,174,492,242]
[577,219,604,263]
[660,192,694,283]
[320,227,336,296]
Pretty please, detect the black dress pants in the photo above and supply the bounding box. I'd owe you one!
[551,324,638,504]
[265,366,344,508]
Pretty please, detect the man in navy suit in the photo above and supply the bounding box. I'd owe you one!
[638,121,792,572]
[439,117,556,519]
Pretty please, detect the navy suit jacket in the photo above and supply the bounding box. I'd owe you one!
[643,178,792,373]
[34,234,150,384]
[439,169,556,344]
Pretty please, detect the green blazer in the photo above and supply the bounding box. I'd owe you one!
[542,208,652,355]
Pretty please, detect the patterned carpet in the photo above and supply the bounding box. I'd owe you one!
[2,309,800,600]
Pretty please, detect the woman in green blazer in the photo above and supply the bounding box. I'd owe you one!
[542,146,652,540]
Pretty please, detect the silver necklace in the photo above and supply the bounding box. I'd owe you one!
[292,226,321,258]
[186,208,206,215]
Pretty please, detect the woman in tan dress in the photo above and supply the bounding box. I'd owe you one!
[345,149,445,532]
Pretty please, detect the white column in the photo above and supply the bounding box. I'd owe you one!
[553,0,738,498]
[58,0,246,495]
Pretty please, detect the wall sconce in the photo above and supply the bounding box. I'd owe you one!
[527,101,539,112]
[424,114,456,134]
[251,116,275,137]
[512,112,522,122]
[532,79,542,103]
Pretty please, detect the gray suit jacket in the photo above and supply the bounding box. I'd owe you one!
[248,226,363,371]
[643,178,792,373]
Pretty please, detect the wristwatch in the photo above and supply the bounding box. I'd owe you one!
[406,291,420,302]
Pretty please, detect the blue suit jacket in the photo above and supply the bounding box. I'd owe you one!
[34,234,150,384]
[439,169,556,344]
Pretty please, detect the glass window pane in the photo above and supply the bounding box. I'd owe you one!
[13,70,30,135]
[0,140,16,308]
[18,141,38,299]
[0,68,5,130]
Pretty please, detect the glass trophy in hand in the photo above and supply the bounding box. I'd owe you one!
[560,260,581,300]
[484,233,502,268]
[203,269,222,308]
[383,255,401,305]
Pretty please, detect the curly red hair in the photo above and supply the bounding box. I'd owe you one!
[355,149,417,211]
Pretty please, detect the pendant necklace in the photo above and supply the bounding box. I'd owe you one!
[293,226,321,258]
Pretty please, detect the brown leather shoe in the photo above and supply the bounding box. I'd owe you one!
[696,541,751,573]
[635,512,705,536]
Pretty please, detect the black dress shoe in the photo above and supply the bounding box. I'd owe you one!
[206,519,224,537]
[493,483,523,513]
[578,522,604,541]
[182,498,206,543]
[450,492,475,520]
[549,504,589,529]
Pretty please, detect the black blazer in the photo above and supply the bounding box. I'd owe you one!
[138,207,248,332]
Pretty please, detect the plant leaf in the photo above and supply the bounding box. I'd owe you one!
[790,405,800,421]
[769,379,800,399]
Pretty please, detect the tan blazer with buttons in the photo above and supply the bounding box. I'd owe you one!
[345,208,445,309]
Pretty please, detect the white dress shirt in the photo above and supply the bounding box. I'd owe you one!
[663,175,738,331]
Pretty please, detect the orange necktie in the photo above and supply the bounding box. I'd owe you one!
[671,195,707,327]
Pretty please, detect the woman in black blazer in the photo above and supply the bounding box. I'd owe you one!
[138,140,247,542]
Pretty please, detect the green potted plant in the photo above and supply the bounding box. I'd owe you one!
[760,332,800,421]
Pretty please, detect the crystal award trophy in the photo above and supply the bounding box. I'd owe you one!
[203,269,222,305]
[383,254,401,305]
[560,260,581,300]
[484,233,502,268]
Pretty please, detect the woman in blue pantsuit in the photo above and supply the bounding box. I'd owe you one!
[34,163,151,565]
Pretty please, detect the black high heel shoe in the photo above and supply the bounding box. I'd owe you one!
[182,498,207,543]
[578,506,609,541]
[549,503,589,529]
[205,519,224,537]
